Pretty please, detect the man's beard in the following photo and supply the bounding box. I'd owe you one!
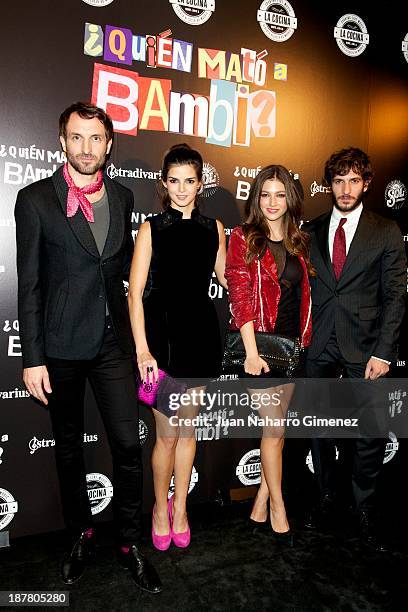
[67,152,106,176]
[332,191,364,213]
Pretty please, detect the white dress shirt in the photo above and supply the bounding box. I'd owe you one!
[328,203,390,365]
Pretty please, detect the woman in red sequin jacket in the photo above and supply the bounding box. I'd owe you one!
[226,226,312,342]
[225,164,314,540]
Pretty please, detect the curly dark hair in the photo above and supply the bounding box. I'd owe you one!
[324,147,373,186]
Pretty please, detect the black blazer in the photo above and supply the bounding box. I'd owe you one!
[306,208,406,363]
[15,166,135,367]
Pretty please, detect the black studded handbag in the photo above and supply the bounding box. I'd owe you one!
[221,331,302,377]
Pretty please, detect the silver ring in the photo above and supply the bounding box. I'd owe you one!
[147,366,153,373]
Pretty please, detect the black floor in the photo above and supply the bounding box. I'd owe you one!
[2,500,407,612]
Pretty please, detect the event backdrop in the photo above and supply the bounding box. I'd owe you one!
[1,0,407,539]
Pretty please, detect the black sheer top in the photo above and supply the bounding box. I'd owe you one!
[267,239,303,337]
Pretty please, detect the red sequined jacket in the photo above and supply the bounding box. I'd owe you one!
[225,226,312,347]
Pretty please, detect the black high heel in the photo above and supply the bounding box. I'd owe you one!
[247,517,270,536]
[270,527,294,547]
[248,495,270,536]
[270,510,294,547]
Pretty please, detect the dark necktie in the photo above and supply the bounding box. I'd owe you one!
[332,217,347,280]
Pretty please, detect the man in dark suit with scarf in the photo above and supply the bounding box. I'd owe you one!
[305,147,406,551]
[15,102,162,592]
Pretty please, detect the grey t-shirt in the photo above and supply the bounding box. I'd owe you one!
[88,190,110,314]
[88,189,110,255]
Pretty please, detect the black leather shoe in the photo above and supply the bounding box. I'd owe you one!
[304,494,335,531]
[118,545,163,594]
[247,517,270,536]
[61,532,96,585]
[359,511,389,553]
[303,509,318,530]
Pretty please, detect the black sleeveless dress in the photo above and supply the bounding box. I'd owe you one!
[143,206,222,379]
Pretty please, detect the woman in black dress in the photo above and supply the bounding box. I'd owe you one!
[128,144,227,550]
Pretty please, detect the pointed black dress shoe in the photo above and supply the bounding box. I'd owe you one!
[304,494,335,531]
[61,531,96,585]
[359,511,389,553]
[247,517,270,536]
[303,509,317,530]
[118,545,163,593]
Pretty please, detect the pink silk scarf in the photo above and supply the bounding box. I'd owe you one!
[63,163,103,223]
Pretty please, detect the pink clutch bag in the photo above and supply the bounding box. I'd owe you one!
[137,369,187,417]
[137,369,167,406]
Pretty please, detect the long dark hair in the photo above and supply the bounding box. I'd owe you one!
[159,143,203,210]
[243,164,314,274]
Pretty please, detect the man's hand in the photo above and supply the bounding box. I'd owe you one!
[364,358,390,380]
[23,365,52,405]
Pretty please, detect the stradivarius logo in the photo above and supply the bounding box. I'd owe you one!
[29,436,55,455]
[0,487,18,530]
[86,473,113,515]
[29,433,97,454]
[310,181,331,197]
[334,14,369,57]
[106,163,161,181]
[385,180,407,210]
[258,0,298,43]
[170,0,215,26]
[236,449,261,485]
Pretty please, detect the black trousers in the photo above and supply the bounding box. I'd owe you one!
[306,331,386,512]
[46,319,142,545]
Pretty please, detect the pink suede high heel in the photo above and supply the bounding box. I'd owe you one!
[151,504,171,551]
[169,496,191,548]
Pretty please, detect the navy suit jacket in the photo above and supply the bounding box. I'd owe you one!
[305,208,406,363]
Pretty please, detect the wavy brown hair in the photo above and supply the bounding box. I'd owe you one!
[243,164,315,275]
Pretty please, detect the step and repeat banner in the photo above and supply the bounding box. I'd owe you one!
[1,0,408,538]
